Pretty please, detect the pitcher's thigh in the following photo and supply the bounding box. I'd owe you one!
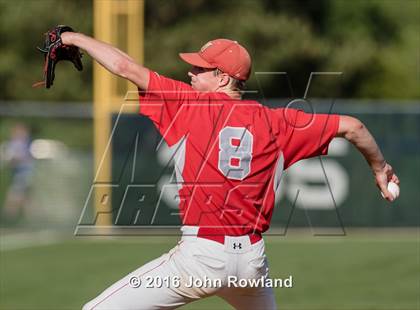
[82,250,192,310]
[217,286,276,310]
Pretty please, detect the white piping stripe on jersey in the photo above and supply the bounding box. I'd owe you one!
[170,136,187,191]
[273,151,285,199]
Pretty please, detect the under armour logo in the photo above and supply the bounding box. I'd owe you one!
[233,242,242,249]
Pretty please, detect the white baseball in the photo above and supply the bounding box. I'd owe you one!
[381,181,400,200]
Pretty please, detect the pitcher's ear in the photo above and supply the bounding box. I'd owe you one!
[218,73,231,87]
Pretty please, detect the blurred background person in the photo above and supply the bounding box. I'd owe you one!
[1,123,34,224]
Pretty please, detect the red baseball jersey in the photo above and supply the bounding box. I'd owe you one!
[139,71,340,235]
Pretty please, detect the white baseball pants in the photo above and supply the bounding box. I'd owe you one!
[82,226,276,310]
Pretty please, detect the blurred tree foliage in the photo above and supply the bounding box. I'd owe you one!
[0,0,418,101]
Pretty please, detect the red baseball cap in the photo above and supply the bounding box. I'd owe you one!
[179,39,252,81]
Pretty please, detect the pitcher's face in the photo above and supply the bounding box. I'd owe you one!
[188,66,219,92]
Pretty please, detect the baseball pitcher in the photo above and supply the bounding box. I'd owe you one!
[45,27,399,309]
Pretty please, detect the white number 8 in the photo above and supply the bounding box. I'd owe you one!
[218,127,253,180]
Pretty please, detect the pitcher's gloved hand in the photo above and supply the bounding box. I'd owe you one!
[33,25,83,88]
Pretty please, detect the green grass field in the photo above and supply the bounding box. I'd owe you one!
[0,233,418,310]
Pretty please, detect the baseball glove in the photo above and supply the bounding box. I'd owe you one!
[33,25,83,88]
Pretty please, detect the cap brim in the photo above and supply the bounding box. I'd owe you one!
[179,53,215,68]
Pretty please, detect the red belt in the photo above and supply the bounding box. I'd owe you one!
[197,227,262,245]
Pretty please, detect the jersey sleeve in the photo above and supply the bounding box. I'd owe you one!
[138,71,199,146]
[274,108,340,169]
